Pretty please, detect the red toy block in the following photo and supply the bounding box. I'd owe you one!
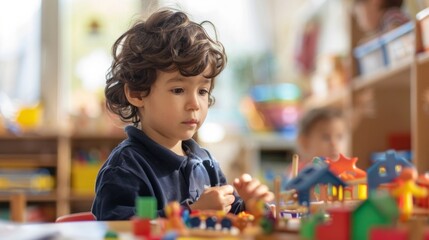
[316,208,352,240]
[133,218,151,237]
[370,227,408,240]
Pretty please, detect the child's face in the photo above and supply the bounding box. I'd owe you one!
[139,69,211,148]
[300,118,347,161]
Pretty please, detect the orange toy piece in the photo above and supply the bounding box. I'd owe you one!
[326,154,366,180]
[164,201,188,235]
[391,168,428,221]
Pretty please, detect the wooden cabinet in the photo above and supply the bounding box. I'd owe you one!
[305,20,429,173]
[0,133,124,222]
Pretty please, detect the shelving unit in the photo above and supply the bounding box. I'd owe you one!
[242,133,296,190]
[0,132,125,221]
[301,18,429,173]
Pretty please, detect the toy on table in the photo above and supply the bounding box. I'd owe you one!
[325,154,367,200]
[367,149,414,193]
[104,230,118,240]
[300,192,399,240]
[284,164,347,209]
[133,196,160,239]
[390,167,427,222]
[164,201,188,235]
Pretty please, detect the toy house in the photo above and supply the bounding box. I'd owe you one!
[284,164,347,208]
[352,193,399,240]
[367,150,414,193]
[326,154,367,200]
[316,207,353,240]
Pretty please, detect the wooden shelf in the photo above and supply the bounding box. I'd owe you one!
[0,154,57,167]
[351,58,412,90]
[0,192,57,202]
[69,193,94,201]
[417,51,429,64]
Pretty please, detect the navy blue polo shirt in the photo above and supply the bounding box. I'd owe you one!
[91,126,245,220]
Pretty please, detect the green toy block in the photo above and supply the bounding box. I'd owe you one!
[136,196,157,219]
[300,212,326,240]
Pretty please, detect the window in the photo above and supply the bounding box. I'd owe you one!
[0,1,41,119]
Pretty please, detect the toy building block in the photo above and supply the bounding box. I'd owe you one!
[291,154,299,178]
[316,207,352,240]
[165,201,188,235]
[326,154,366,181]
[391,168,427,221]
[326,154,367,200]
[367,149,414,193]
[284,164,347,208]
[369,227,408,240]
[133,196,157,237]
[300,212,326,240]
[352,193,399,240]
[104,230,119,240]
[415,174,429,208]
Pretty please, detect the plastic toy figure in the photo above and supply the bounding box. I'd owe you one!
[391,168,427,221]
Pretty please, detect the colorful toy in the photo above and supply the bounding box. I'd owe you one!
[316,207,352,240]
[133,196,158,238]
[164,201,188,235]
[390,168,427,221]
[325,154,367,201]
[326,154,366,180]
[367,149,413,193]
[284,164,347,208]
[352,193,398,240]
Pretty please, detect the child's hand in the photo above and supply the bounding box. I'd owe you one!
[233,173,274,203]
[189,185,235,213]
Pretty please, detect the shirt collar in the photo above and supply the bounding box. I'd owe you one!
[124,126,211,169]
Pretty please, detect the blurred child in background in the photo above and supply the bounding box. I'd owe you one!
[292,107,348,173]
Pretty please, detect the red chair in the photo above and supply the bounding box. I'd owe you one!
[55,212,96,223]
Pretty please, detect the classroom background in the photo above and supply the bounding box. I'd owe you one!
[0,0,428,223]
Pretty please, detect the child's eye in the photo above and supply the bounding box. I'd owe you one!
[171,88,184,94]
[199,89,209,96]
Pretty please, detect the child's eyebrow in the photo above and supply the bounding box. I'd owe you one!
[165,77,211,84]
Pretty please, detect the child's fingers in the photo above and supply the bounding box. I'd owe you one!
[218,185,234,195]
[223,194,235,205]
[240,173,252,182]
[262,191,275,202]
[233,173,252,189]
[245,178,261,193]
[252,184,269,198]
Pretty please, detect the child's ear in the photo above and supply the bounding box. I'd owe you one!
[124,83,144,107]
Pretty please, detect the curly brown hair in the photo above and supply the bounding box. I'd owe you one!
[298,107,344,136]
[105,8,227,126]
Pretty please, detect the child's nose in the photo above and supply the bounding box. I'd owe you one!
[186,93,200,111]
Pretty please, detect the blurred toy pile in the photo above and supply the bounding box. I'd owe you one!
[240,83,302,139]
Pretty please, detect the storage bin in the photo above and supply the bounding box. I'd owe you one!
[381,21,414,66]
[71,163,101,194]
[353,37,387,75]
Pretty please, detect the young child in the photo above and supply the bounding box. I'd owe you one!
[353,0,410,36]
[91,8,274,220]
[293,107,348,173]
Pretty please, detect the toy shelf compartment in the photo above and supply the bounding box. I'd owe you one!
[353,21,414,76]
